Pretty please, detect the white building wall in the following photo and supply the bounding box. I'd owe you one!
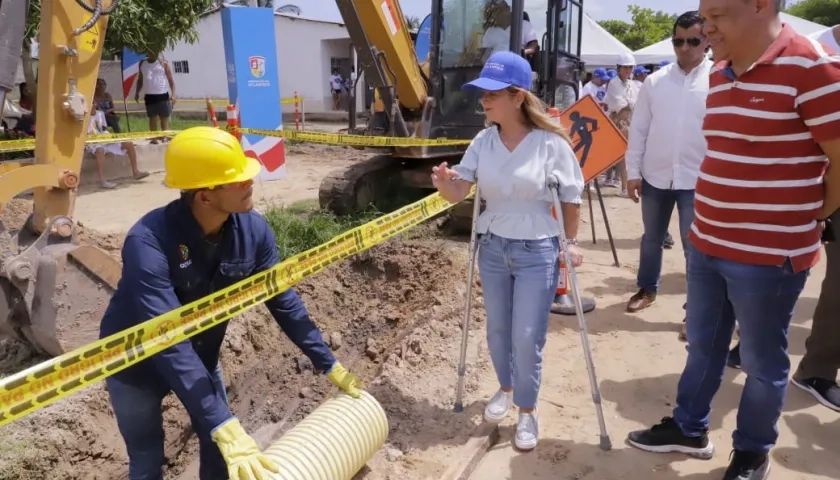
[160,11,365,114]
[163,13,228,101]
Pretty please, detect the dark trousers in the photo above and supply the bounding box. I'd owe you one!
[106,365,229,480]
[797,227,840,380]
[674,250,809,453]
[636,179,695,293]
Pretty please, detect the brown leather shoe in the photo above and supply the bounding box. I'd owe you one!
[627,289,656,312]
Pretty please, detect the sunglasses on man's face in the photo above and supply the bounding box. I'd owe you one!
[672,37,703,48]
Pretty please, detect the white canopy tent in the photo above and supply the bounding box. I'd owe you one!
[633,13,827,65]
[580,14,635,67]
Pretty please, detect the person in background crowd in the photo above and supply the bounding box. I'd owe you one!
[601,68,620,187]
[656,60,671,71]
[100,126,363,480]
[87,104,149,189]
[134,50,175,141]
[623,12,711,344]
[17,82,33,111]
[95,78,122,133]
[627,1,840,479]
[633,65,650,86]
[782,22,840,412]
[330,68,343,110]
[481,0,513,54]
[581,67,610,110]
[521,11,539,55]
[481,1,539,55]
[432,51,584,452]
[605,52,639,198]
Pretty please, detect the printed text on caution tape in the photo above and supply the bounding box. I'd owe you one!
[0,131,180,154]
[0,189,471,426]
[235,127,472,147]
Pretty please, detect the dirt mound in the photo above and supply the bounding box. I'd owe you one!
[1,197,124,255]
[0,235,467,480]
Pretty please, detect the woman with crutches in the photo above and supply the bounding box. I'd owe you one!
[431,51,584,451]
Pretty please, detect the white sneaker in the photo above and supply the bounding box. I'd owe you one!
[483,390,513,424]
[619,188,629,198]
[515,410,539,451]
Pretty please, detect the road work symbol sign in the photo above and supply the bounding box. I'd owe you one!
[559,95,628,183]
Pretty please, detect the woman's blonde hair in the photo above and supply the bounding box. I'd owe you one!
[488,88,573,145]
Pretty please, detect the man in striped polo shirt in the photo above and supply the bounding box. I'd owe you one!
[627,1,840,479]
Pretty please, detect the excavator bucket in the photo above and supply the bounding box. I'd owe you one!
[0,213,121,356]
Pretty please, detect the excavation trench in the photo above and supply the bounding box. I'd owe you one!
[0,200,469,480]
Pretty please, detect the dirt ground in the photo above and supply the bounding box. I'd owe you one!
[0,144,837,480]
[72,142,371,234]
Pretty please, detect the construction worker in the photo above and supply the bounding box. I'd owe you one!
[99,126,363,480]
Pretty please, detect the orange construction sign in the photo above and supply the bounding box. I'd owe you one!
[558,95,628,183]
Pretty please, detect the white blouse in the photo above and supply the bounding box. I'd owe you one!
[452,126,584,240]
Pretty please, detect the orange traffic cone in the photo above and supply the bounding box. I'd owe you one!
[549,206,597,315]
[226,105,240,141]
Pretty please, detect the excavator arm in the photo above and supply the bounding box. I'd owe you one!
[335,0,429,137]
[0,0,123,356]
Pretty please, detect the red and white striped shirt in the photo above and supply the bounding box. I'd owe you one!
[690,24,840,272]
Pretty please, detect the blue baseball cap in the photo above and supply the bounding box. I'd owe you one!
[461,51,532,91]
[592,67,610,81]
[607,69,618,78]
[659,60,671,67]
[633,65,649,75]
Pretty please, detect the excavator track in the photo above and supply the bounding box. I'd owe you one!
[319,154,405,216]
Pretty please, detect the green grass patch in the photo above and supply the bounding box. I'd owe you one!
[264,200,382,259]
[116,113,208,132]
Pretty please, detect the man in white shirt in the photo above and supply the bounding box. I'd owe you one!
[481,2,539,55]
[581,68,609,108]
[623,11,711,314]
[605,52,640,197]
[790,24,840,413]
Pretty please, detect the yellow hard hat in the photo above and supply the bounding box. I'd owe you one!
[163,126,262,190]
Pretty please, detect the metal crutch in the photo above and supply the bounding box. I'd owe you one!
[549,175,612,451]
[454,186,482,413]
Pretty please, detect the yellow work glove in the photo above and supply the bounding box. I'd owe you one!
[210,418,280,480]
[326,361,363,398]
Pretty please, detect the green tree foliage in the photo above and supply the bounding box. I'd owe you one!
[25,0,216,56]
[598,5,677,51]
[785,0,840,27]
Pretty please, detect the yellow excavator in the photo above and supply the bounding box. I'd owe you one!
[320,0,585,220]
[0,0,121,356]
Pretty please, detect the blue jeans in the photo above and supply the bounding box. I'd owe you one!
[106,365,230,480]
[637,180,695,292]
[673,250,809,453]
[478,232,560,409]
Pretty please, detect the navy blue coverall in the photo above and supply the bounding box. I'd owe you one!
[100,198,336,480]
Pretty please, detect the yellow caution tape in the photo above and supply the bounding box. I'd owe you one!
[236,127,472,147]
[0,188,473,427]
[0,131,180,154]
[173,97,300,105]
